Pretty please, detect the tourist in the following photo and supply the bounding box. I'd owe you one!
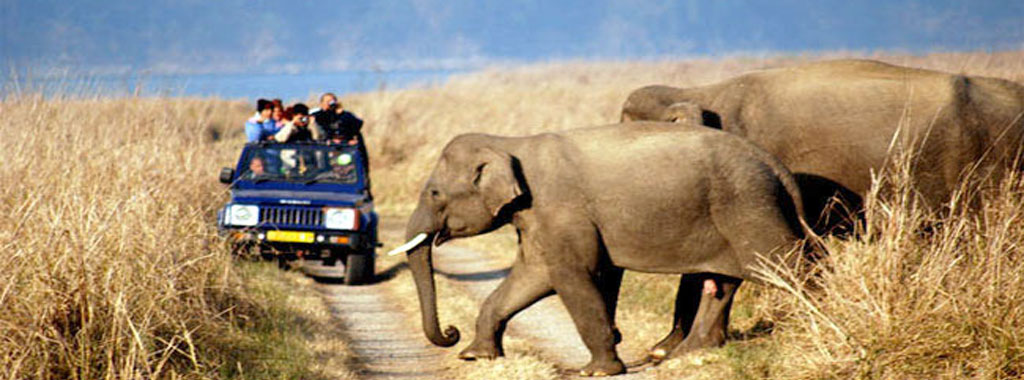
[244,98,279,142]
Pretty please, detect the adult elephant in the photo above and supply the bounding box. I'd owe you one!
[390,122,810,376]
[622,59,1024,217]
[620,59,1024,359]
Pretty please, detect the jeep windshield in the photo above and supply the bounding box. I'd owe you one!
[238,144,360,185]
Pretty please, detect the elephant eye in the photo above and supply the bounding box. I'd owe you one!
[430,189,441,198]
[473,163,486,186]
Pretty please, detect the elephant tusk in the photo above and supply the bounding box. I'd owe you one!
[387,233,429,256]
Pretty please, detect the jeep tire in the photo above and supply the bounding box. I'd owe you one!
[344,253,375,285]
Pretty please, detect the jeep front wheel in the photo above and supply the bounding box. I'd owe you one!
[344,253,375,285]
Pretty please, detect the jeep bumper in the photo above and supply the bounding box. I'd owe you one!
[224,228,375,253]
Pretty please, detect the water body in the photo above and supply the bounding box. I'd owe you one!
[2,69,463,101]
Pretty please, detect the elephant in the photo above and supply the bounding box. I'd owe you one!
[391,122,810,376]
[618,58,1024,361]
[622,59,1024,218]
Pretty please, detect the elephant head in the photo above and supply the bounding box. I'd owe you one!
[661,101,703,124]
[391,136,524,347]
[620,85,722,129]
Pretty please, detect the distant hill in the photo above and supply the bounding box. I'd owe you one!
[2,0,1021,74]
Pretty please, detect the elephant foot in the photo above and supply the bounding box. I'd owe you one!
[457,341,502,361]
[578,358,625,377]
[670,331,725,358]
[646,331,685,364]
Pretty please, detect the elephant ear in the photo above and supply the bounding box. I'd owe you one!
[473,147,522,217]
[664,101,703,124]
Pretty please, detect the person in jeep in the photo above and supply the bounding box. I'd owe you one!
[312,92,372,195]
[312,93,363,142]
[243,156,268,179]
[324,150,358,182]
[274,103,322,143]
[245,99,280,142]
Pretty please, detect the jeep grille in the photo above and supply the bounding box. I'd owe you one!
[260,206,322,228]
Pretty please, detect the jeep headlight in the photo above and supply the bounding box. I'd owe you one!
[228,204,259,227]
[323,208,358,230]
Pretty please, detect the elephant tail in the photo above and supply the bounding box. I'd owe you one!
[754,148,821,246]
[769,157,828,259]
[778,165,810,238]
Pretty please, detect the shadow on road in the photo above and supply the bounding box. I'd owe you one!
[311,258,511,285]
[373,255,512,283]
[374,261,409,282]
[434,267,510,282]
[312,276,347,285]
[310,261,411,285]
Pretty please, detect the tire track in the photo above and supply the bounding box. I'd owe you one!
[434,245,656,378]
[314,268,451,379]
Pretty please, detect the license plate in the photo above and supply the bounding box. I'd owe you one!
[266,230,315,243]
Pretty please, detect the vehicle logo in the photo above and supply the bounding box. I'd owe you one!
[279,199,311,205]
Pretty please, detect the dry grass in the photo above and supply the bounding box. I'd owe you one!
[235,263,358,380]
[3,49,1022,379]
[0,96,337,379]
[755,157,1024,379]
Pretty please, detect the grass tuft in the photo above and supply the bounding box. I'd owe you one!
[0,97,334,379]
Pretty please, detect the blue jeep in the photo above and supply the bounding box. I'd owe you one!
[217,141,377,284]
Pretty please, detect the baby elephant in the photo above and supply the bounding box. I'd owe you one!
[391,122,808,376]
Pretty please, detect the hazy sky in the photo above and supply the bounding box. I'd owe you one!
[2,0,1022,74]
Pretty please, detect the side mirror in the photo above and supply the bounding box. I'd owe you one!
[219,168,235,184]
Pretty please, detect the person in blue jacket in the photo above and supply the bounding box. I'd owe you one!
[245,99,280,142]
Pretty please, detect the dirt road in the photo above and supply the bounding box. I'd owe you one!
[316,280,450,379]
[431,246,657,379]
[311,215,657,379]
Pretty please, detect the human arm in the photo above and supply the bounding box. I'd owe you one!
[310,121,325,141]
[273,122,296,142]
[339,111,363,134]
[245,121,263,142]
[313,111,336,137]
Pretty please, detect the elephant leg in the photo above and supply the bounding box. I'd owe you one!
[668,274,741,358]
[550,267,625,376]
[460,260,554,360]
[648,274,704,362]
[596,265,624,344]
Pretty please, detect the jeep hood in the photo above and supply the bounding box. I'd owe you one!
[230,189,369,206]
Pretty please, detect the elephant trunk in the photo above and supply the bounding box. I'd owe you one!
[405,207,460,347]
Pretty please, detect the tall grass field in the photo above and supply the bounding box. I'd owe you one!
[2,50,1022,379]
